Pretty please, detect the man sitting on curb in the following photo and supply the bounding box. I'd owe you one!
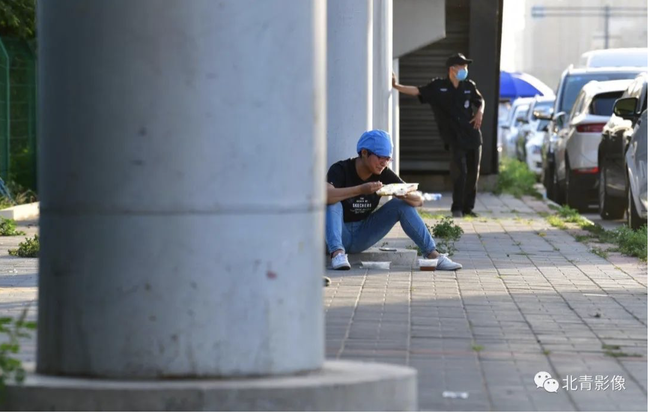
[326,129,462,271]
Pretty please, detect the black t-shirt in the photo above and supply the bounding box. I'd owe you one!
[418,77,484,149]
[327,158,404,223]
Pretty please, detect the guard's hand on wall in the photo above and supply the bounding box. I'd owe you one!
[391,72,397,88]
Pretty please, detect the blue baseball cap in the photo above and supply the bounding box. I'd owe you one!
[356,130,393,157]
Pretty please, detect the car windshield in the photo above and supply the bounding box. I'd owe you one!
[511,105,529,126]
[560,72,640,113]
[590,92,624,116]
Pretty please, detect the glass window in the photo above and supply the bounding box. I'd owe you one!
[569,93,585,120]
[511,105,529,127]
[590,92,624,116]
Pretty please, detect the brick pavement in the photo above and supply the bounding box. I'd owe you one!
[325,192,647,411]
[0,194,646,411]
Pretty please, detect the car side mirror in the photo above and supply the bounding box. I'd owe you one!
[533,109,553,120]
[553,112,567,129]
[613,97,639,120]
[542,124,549,132]
[516,116,528,123]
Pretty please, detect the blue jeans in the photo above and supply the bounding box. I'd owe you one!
[326,198,436,256]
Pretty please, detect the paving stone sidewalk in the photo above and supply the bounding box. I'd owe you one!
[325,192,647,411]
[0,194,646,411]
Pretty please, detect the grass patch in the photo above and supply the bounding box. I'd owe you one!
[542,349,551,355]
[405,245,422,256]
[8,235,39,258]
[605,350,642,358]
[542,205,647,261]
[602,344,621,351]
[0,181,38,209]
[0,306,36,390]
[591,247,608,259]
[471,343,484,352]
[0,218,25,236]
[428,217,464,256]
[493,157,541,199]
[417,210,445,220]
[612,225,647,260]
[546,216,567,229]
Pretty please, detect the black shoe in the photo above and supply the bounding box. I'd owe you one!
[452,210,463,218]
[323,276,331,287]
[463,211,478,218]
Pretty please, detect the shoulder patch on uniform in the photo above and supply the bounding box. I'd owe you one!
[439,88,448,92]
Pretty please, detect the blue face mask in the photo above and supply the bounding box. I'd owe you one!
[456,68,468,81]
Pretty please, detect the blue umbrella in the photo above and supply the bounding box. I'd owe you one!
[500,71,555,100]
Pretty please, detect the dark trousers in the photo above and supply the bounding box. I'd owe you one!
[450,146,482,213]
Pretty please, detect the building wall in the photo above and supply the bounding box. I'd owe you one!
[504,0,647,89]
[393,0,446,58]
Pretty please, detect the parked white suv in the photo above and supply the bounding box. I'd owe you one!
[578,48,647,69]
[554,79,633,211]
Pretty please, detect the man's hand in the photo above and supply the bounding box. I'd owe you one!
[395,191,423,207]
[392,72,397,88]
[360,181,383,195]
[470,110,483,130]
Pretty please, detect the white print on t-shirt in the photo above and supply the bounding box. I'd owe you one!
[352,197,372,213]
[464,100,470,108]
[439,88,448,92]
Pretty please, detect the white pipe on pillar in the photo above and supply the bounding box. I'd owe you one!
[372,0,394,170]
[327,0,373,168]
[392,58,400,174]
[37,0,325,379]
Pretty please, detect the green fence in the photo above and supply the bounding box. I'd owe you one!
[0,37,37,192]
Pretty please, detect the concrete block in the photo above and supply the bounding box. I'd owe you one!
[348,248,418,268]
[3,361,417,411]
[0,202,39,220]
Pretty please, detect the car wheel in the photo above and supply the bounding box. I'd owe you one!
[543,159,556,201]
[627,183,645,230]
[553,165,565,205]
[565,158,587,212]
[598,167,625,219]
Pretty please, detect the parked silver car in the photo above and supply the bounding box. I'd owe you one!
[625,109,647,229]
[598,73,647,219]
[538,66,644,203]
[515,96,555,162]
[524,120,549,177]
[500,97,533,158]
[554,79,633,211]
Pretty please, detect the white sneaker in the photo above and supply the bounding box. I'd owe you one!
[331,253,351,270]
[436,254,462,271]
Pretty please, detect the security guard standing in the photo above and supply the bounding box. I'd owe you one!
[393,53,485,218]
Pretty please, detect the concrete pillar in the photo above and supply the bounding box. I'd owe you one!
[327,0,373,168]
[372,0,395,171]
[12,1,418,409]
[37,0,325,379]
[392,58,400,174]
